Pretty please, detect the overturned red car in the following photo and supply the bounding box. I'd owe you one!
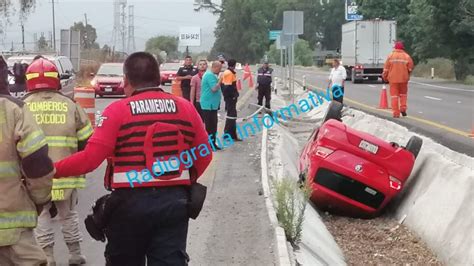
[299,101,422,217]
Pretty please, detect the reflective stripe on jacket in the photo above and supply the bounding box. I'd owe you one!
[383,49,414,83]
[0,94,54,245]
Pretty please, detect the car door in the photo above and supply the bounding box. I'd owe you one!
[57,57,75,92]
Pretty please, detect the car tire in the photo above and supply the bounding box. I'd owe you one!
[405,136,423,158]
[323,101,343,123]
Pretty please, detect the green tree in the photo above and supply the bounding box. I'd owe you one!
[71,22,99,49]
[294,39,313,66]
[145,36,179,60]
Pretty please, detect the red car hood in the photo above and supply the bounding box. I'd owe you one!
[161,71,177,75]
[95,76,123,83]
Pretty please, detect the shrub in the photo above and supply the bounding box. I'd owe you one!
[464,75,474,86]
[412,58,455,80]
[273,177,311,246]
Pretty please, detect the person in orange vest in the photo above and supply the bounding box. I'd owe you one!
[382,41,414,118]
[23,58,93,265]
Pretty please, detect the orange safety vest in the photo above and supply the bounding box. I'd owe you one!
[383,49,414,84]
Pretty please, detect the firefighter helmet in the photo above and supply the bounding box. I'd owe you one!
[26,58,60,91]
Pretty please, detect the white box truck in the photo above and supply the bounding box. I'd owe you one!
[341,20,397,83]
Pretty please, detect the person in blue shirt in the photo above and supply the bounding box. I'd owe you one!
[200,61,223,149]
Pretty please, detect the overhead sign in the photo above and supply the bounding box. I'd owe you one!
[345,0,363,21]
[269,30,282,41]
[60,29,80,71]
[179,27,201,47]
[282,11,304,35]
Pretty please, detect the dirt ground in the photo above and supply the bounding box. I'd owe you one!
[321,213,442,265]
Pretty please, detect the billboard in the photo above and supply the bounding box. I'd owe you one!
[179,27,201,47]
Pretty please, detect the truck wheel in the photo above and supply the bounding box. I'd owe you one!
[405,136,423,158]
[323,101,343,123]
[351,71,362,84]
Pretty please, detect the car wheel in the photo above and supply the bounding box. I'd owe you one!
[323,101,343,123]
[405,136,423,158]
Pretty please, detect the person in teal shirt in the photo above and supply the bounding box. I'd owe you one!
[200,61,223,149]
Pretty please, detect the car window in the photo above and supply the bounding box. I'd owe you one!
[161,63,181,71]
[97,64,124,77]
[54,59,64,74]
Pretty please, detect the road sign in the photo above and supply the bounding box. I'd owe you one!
[345,0,363,21]
[280,33,295,47]
[60,29,80,71]
[269,30,282,41]
[179,27,201,47]
[282,11,304,35]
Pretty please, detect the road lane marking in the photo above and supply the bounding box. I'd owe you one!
[410,81,473,92]
[295,78,471,138]
[368,85,376,88]
[424,96,442,101]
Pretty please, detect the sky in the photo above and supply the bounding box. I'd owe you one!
[0,0,219,53]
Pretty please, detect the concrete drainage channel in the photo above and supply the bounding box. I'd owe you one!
[259,86,473,265]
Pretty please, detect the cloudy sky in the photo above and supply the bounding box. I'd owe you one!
[1,0,218,52]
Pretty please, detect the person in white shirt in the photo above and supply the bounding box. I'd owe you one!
[328,59,347,103]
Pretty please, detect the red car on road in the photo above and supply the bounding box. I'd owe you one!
[91,63,125,97]
[299,102,422,217]
[160,63,181,85]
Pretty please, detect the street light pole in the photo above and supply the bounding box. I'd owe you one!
[51,0,56,52]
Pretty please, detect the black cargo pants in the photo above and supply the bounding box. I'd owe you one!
[104,186,190,266]
[257,84,271,109]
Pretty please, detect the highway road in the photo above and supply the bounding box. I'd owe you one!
[278,67,474,155]
[52,78,276,265]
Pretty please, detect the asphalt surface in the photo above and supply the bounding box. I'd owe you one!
[52,79,276,265]
[279,66,474,156]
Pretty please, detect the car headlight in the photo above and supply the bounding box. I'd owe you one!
[389,176,402,190]
[314,146,334,158]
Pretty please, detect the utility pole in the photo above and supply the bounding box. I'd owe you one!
[84,13,88,49]
[51,0,56,52]
[21,24,25,51]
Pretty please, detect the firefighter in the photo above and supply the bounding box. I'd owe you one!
[23,58,93,265]
[53,52,212,265]
[383,41,414,118]
[0,78,55,265]
[256,60,273,109]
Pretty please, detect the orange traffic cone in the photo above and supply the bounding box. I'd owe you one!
[243,64,251,80]
[378,85,389,109]
[237,79,242,91]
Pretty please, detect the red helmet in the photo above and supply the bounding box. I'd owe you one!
[26,58,60,91]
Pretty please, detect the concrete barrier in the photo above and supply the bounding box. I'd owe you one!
[342,109,473,265]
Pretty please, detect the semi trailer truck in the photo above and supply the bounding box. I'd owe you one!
[341,20,397,83]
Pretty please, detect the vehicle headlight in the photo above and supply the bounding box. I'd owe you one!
[314,146,334,158]
[389,176,402,190]
[90,79,97,86]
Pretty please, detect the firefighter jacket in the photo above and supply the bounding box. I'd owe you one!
[23,90,93,201]
[383,49,414,84]
[88,88,211,189]
[257,67,273,87]
[0,94,54,246]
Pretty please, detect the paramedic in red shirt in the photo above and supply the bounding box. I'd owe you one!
[54,52,212,265]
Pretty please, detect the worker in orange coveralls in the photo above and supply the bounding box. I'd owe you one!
[383,41,414,118]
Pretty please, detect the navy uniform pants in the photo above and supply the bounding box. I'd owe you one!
[104,186,190,266]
